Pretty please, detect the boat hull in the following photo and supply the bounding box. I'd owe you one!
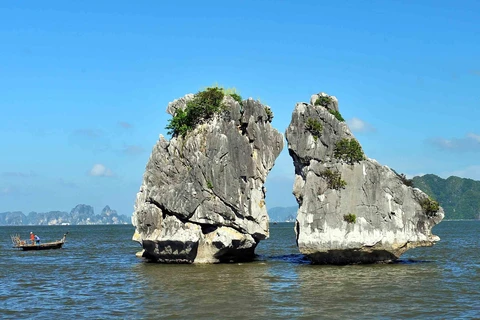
[18,242,64,251]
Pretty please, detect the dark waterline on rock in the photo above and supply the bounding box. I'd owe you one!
[0,221,479,318]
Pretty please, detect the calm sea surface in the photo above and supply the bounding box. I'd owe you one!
[0,221,479,319]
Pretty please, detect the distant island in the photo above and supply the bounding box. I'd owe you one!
[268,206,296,222]
[412,174,480,220]
[0,204,130,226]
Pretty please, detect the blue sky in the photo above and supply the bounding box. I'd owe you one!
[1,1,479,215]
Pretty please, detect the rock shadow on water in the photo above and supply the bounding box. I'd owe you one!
[256,252,435,266]
[393,258,434,265]
[256,253,310,265]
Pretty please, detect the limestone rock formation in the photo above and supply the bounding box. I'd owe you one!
[286,93,444,264]
[132,92,283,263]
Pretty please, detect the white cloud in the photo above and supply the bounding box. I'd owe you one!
[0,186,23,196]
[0,186,14,195]
[58,179,78,188]
[72,128,103,138]
[121,144,145,155]
[69,128,110,152]
[441,165,480,181]
[118,121,133,129]
[347,117,375,133]
[467,133,480,143]
[433,138,453,149]
[1,171,36,178]
[404,172,426,179]
[429,132,480,152]
[88,164,113,177]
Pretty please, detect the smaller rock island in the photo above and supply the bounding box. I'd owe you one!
[285,93,444,264]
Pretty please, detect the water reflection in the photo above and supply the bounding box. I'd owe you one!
[132,262,278,318]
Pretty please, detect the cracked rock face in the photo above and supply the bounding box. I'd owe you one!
[285,93,444,264]
[132,95,283,263]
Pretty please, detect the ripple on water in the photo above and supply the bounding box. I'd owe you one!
[0,222,479,318]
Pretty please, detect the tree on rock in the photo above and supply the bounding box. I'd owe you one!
[334,138,365,164]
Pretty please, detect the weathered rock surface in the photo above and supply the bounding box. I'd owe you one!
[286,93,444,264]
[132,94,283,263]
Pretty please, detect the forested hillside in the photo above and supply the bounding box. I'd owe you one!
[413,174,480,220]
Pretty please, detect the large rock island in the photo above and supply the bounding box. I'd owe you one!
[132,87,283,263]
[285,93,444,264]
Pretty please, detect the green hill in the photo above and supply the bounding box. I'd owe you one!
[412,174,480,220]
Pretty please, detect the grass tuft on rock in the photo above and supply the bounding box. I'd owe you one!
[314,96,333,107]
[344,214,356,224]
[329,109,345,122]
[306,118,323,141]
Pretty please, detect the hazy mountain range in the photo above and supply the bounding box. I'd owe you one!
[268,206,297,222]
[0,204,130,226]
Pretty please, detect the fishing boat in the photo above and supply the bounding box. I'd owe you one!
[11,232,68,251]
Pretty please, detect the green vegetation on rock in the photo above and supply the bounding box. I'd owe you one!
[230,93,242,104]
[398,173,414,187]
[343,213,356,224]
[265,106,274,121]
[305,118,323,141]
[328,109,345,122]
[392,169,414,187]
[314,96,333,107]
[206,180,213,189]
[166,87,225,137]
[334,138,365,164]
[413,174,480,220]
[320,169,347,190]
[221,87,243,104]
[419,197,440,216]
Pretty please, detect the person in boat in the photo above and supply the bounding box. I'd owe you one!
[35,234,40,244]
[30,232,35,245]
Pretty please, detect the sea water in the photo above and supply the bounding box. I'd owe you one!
[0,221,479,319]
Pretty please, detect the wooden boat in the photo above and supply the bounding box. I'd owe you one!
[11,232,68,251]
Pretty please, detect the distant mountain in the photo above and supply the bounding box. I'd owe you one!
[412,174,480,220]
[0,204,130,226]
[268,206,297,222]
